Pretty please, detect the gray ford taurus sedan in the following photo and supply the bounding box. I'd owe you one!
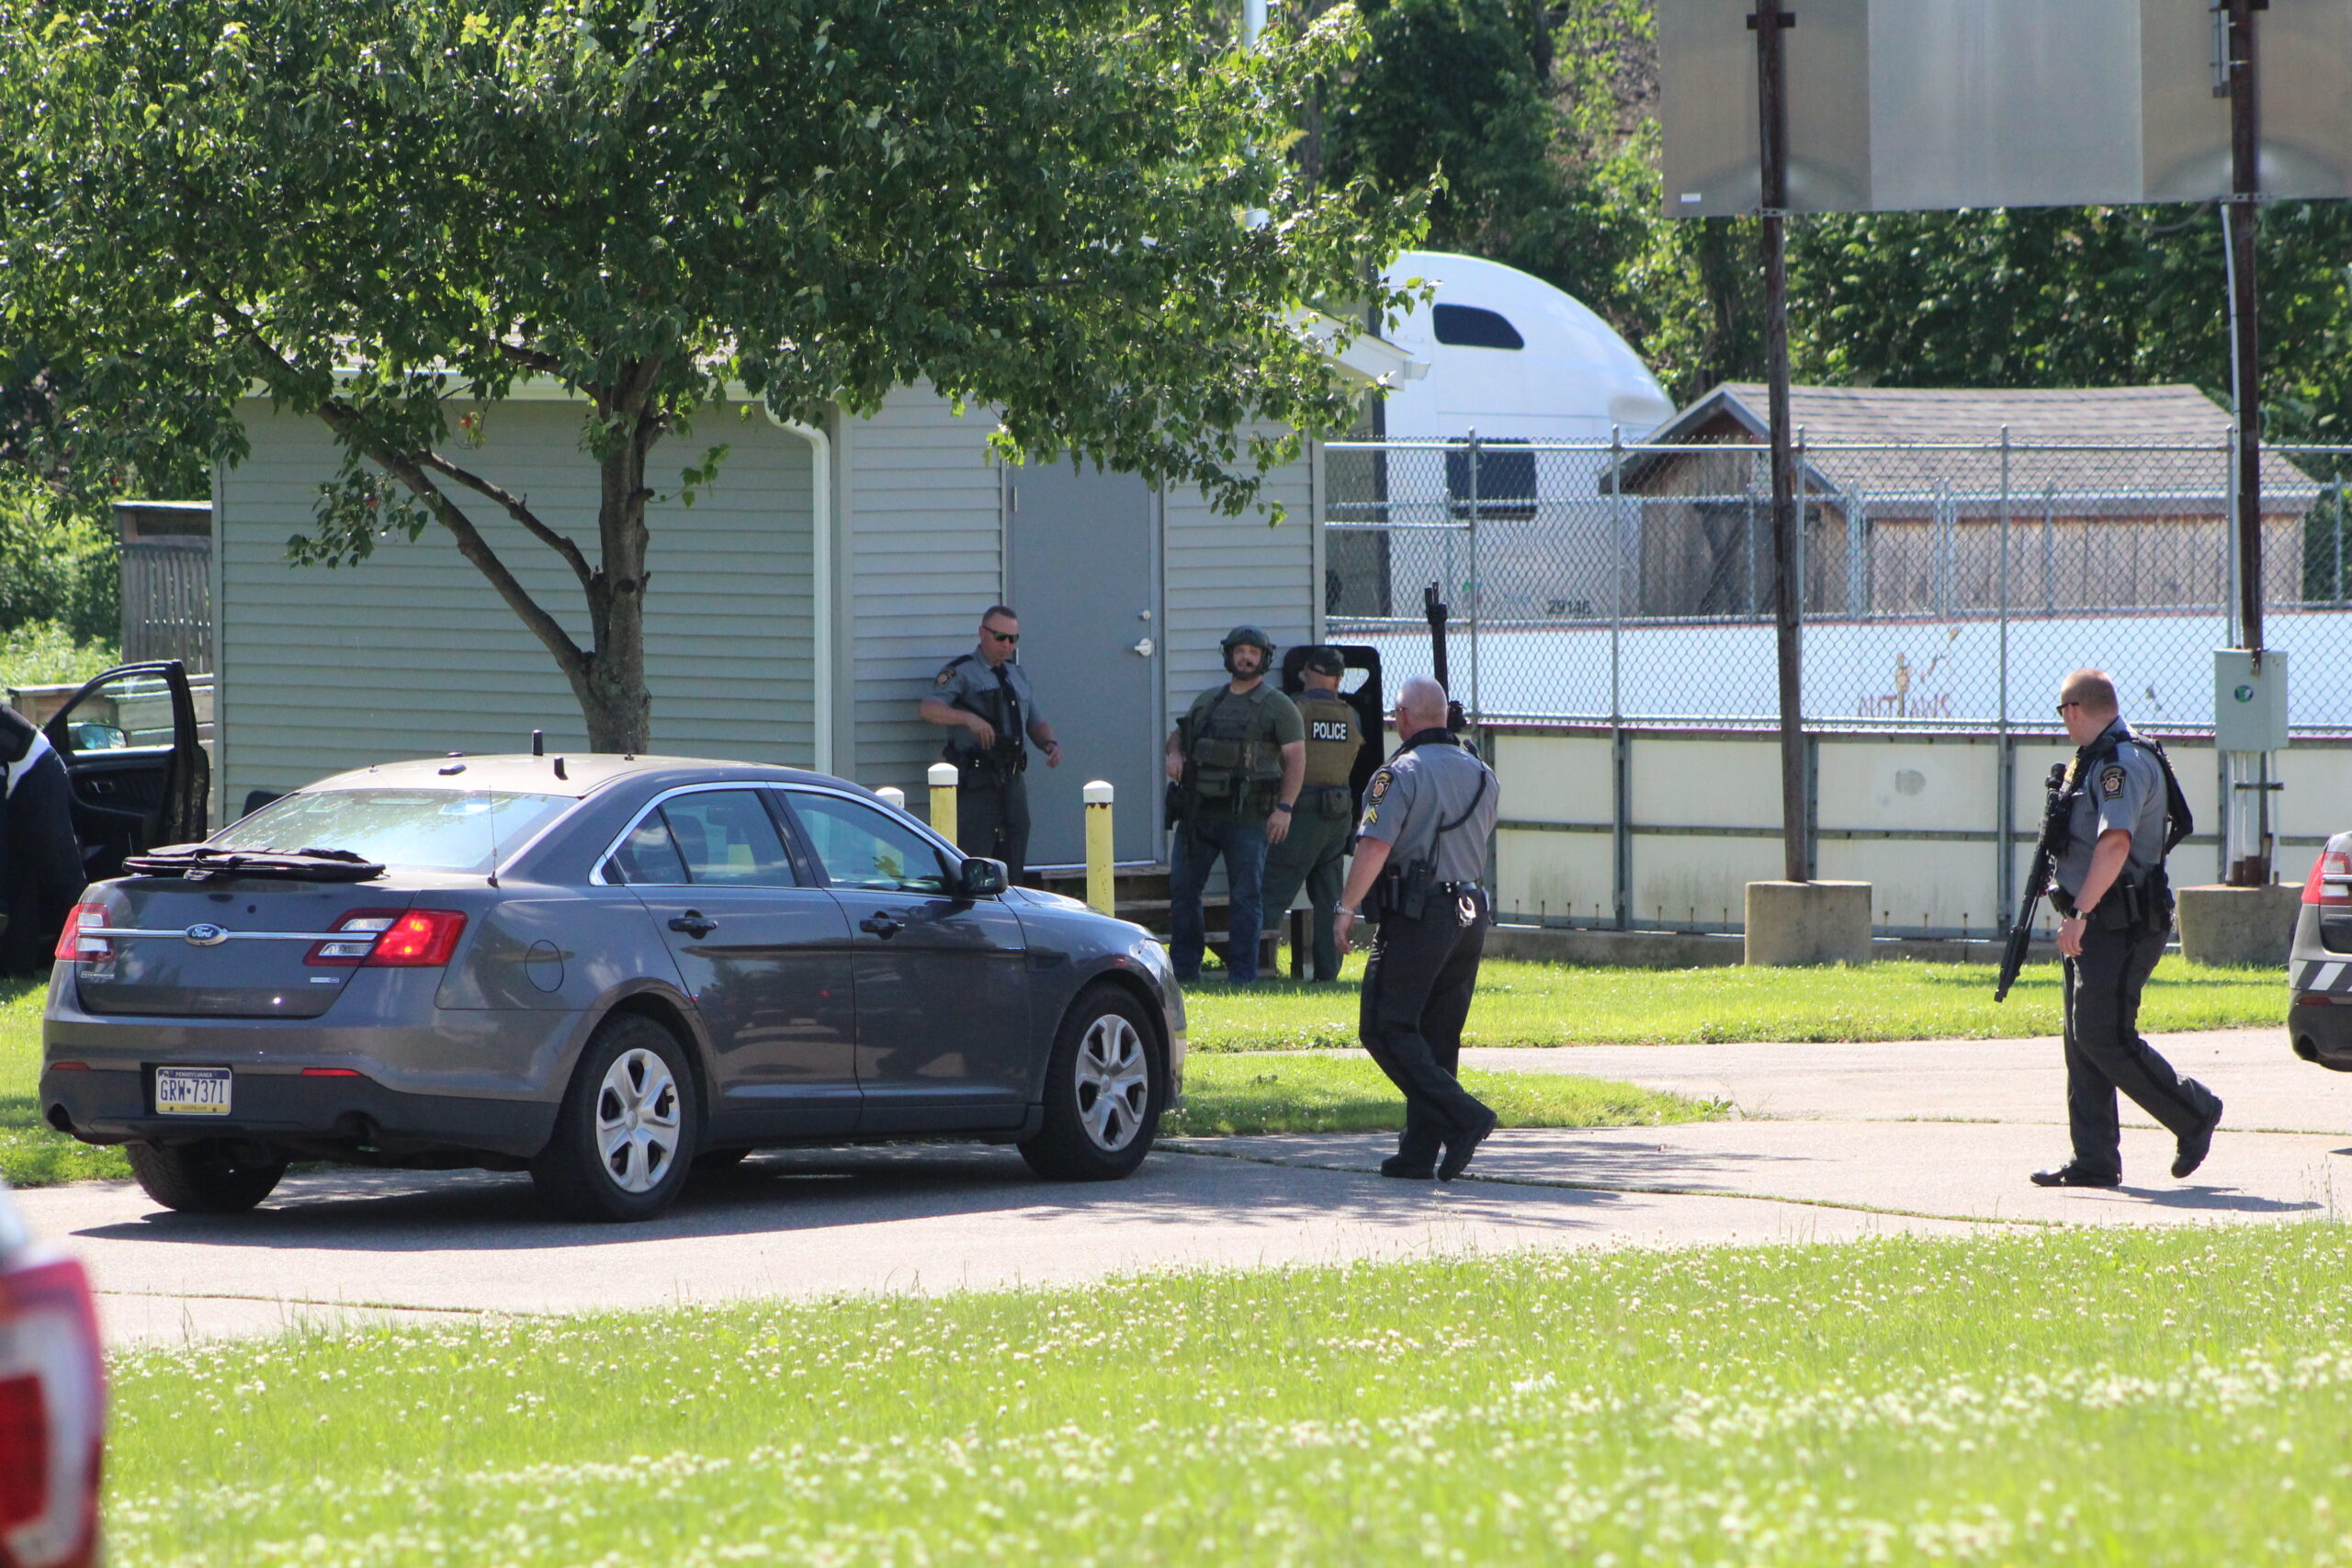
[40,754,1184,1221]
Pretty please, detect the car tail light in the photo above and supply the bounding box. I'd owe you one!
[2304,849,2352,907]
[306,909,467,968]
[49,908,108,965]
[0,1256,104,1568]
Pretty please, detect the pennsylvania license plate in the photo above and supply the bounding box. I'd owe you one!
[154,1066,232,1117]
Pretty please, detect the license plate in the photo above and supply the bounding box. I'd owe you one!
[154,1067,232,1117]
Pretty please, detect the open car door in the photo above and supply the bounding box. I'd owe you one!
[41,660,209,884]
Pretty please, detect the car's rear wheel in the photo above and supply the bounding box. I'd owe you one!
[531,1013,698,1222]
[1020,985,1162,1181]
[125,1140,287,1214]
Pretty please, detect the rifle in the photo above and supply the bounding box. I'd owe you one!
[1995,763,2070,1002]
[1163,715,1197,831]
[1423,581,1472,737]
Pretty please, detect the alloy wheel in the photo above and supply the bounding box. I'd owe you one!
[595,1047,682,1192]
[1074,1013,1150,1153]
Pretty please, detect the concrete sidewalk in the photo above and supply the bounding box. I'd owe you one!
[19,1025,2340,1347]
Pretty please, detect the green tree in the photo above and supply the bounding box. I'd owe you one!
[4,0,1422,750]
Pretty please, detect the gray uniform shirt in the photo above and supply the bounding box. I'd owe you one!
[1356,734,1499,884]
[933,650,1043,748]
[2053,718,2167,898]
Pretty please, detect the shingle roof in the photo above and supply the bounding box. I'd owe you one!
[1618,382,2312,503]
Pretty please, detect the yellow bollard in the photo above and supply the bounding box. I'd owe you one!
[928,762,960,844]
[1083,780,1115,915]
[875,785,907,814]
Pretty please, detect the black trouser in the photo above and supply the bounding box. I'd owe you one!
[1360,887,1493,1166]
[956,773,1029,883]
[2063,919,2215,1178]
[3,750,87,977]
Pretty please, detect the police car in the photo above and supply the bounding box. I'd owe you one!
[2290,833,2352,1070]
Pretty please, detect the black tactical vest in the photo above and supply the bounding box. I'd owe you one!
[1187,686,1287,818]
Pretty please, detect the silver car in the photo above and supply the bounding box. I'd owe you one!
[41,755,1184,1221]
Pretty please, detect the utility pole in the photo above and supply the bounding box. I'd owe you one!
[2224,0,2273,885]
[1752,0,1806,884]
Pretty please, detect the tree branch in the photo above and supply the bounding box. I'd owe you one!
[414,448,597,596]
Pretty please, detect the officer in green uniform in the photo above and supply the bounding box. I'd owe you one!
[918,605,1060,882]
[1260,647,1361,981]
[2031,668,2223,1190]
[1336,676,1501,1181]
[1162,626,1305,984]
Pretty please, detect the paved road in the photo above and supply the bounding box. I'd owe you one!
[19,1025,2342,1347]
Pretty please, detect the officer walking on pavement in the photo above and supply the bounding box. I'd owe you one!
[1260,647,1362,982]
[1163,626,1305,985]
[2032,668,2224,1190]
[1334,675,1502,1181]
[918,605,1060,883]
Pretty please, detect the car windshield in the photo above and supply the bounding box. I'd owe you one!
[211,788,572,874]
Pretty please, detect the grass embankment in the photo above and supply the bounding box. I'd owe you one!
[0,981,128,1185]
[108,1224,2352,1565]
[1186,954,2287,1052]
[1169,1052,1715,1135]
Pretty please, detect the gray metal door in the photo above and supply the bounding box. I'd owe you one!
[1007,463,1160,865]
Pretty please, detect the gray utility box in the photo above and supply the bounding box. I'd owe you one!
[2214,649,2290,753]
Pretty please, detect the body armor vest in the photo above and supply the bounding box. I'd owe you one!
[2037,726,2192,923]
[1187,686,1287,818]
[1298,692,1360,792]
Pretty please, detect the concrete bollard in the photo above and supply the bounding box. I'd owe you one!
[1744,880,1873,966]
[1083,781,1115,915]
[875,785,907,814]
[2176,883,2302,967]
[928,762,959,842]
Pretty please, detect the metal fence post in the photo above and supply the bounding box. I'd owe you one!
[1466,434,1482,720]
[1996,427,2014,921]
[1610,426,1629,930]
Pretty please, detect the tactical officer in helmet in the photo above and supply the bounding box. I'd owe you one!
[2031,668,2223,1190]
[1335,676,1501,1180]
[919,605,1060,882]
[1163,626,1305,985]
[1261,646,1361,981]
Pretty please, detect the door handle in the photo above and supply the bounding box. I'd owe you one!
[668,912,718,938]
[1131,637,1154,658]
[859,913,905,939]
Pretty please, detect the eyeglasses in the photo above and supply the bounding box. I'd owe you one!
[2054,700,2081,716]
[983,627,1020,645]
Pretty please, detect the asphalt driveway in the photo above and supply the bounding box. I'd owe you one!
[19,1024,2340,1347]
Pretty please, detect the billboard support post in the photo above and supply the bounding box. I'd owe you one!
[1752,0,1808,885]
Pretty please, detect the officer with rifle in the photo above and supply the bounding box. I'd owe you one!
[1261,647,1362,982]
[920,605,1060,882]
[1163,626,1305,985]
[1334,675,1501,1181]
[2011,669,2222,1190]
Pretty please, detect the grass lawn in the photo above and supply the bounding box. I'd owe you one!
[107,1224,2352,1565]
[1169,1051,1719,1135]
[0,980,127,1186]
[1185,954,2289,1051]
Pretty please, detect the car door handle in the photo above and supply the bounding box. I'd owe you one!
[668,913,718,938]
[859,913,904,939]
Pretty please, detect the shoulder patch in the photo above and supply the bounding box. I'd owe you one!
[934,668,956,690]
[2100,764,2127,798]
[1367,769,1393,802]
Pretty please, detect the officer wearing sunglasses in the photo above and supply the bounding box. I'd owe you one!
[919,605,1061,881]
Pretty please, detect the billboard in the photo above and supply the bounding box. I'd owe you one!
[1660,0,2352,216]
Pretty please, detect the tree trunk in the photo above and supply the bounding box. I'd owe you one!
[577,408,657,754]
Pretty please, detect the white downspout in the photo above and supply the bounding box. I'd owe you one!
[774,415,834,775]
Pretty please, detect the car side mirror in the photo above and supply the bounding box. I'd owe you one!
[958,857,1010,897]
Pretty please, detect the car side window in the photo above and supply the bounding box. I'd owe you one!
[661,790,799,887]
[603,814,688,886]
[784,792,950,895]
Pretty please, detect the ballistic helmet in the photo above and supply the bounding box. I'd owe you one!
[1221,625,1275,674]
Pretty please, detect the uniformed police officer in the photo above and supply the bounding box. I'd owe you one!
[2032,668,2224,1190]
[919,605,1061,882]
[0,705,86,976]
[1260,647,1361,982]
[1162,626,1305,985]
[1334,675,1501,1181]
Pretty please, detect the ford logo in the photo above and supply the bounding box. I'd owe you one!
[183,924,228,947]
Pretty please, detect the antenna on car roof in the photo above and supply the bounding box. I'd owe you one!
[531,728,544,757]
[487,785,502,889]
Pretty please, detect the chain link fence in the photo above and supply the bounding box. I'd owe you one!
[1326,436,2352,734]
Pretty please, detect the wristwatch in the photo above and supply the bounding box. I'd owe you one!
[1275,802,1295,814]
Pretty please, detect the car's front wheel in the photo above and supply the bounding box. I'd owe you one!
[1020,985,1162,1181]
[531,1013,698,1222]
[125,1140,287,1214]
